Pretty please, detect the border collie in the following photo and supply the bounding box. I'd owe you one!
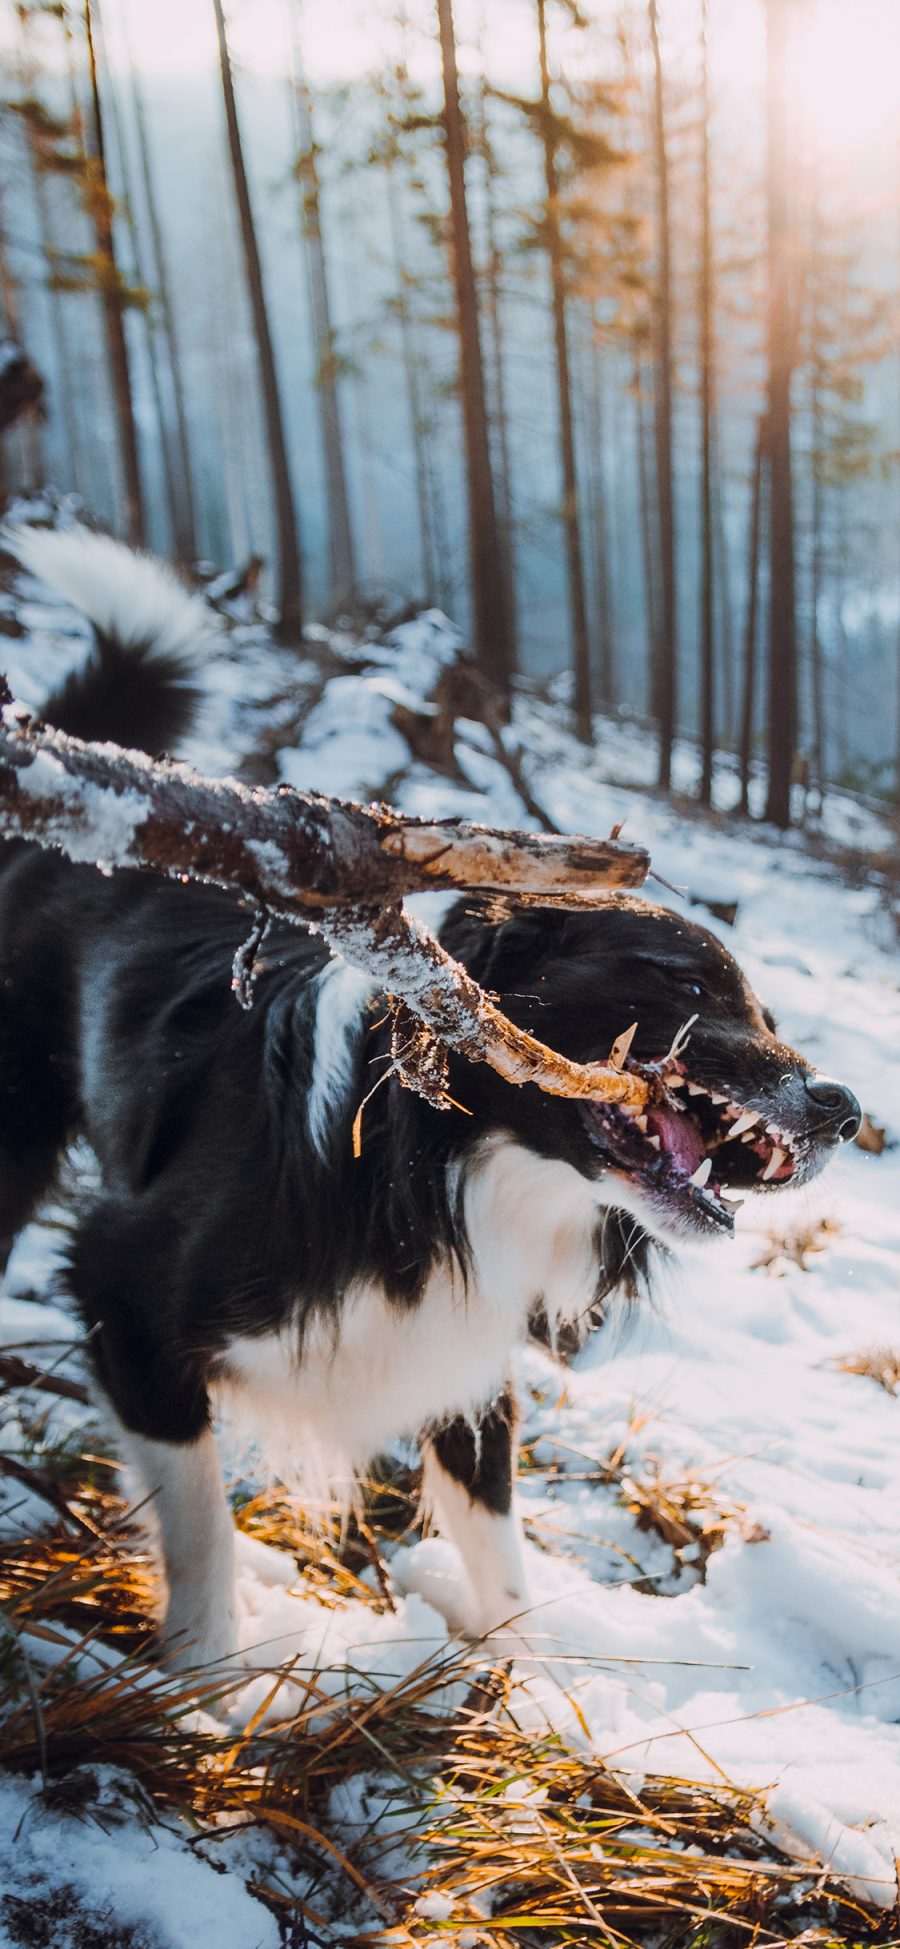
[0,528,861,1667]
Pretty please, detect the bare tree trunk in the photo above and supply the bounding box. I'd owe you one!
[712,409,735,743]
[648,0,678,790]
[589,319,614,709]
[83,0,145,547]
[14,5,80,491]
[807,156,826,798]
[739,416,766,814]
[763,0,798,828]
[212,0,303,637]
[92,4,184,559]
[126,24,198,564]
[15,115,79,492]
[698,0,715,806]
[635,341,660,720]
[536,0,592,741]
[384,160,439,607]
[290,8,356,614]
[436,0,512,706]
[476,62,519,670]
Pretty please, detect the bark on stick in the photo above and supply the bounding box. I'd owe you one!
[0,693,656,1111]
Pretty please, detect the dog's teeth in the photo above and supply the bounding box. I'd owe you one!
[710,1092,727,1106]
[761,1146,786,1182]
[689,1157,712,1187]
[634,1114,648,1133]
[686,1082,707,1098]
[728,1111,758,1139]
[648,1134,661,1150]
[667,1075,686,1090]
[741,1131,756,1144]
[720,1193,745,1213]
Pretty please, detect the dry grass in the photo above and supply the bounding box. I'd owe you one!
[1,1357,898,1943]
[828,1347,900,1397]
[523,1426,754,1583]
[751,1216,841,1277]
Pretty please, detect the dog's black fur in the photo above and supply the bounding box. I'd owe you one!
[0,531,861,1661]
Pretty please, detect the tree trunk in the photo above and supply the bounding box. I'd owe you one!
[127,26,199,564]
[536,0,592,742]
[13,78,79,494]
[739,416,766,814]
[698,0,715,806]
[384,160,440,607]
[477,66,519,671]
[712,408,735,743]
[436,0,512,706]
[212,0,303,636]
[83,0,145,548]
[763,0,798,828]
[807,155,826,798]
[648,0,678,790]
[290,11,356,614]
[589,319,614,709]
[93,4,184,560]
[635,341,660,720]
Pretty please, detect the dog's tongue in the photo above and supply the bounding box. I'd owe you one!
[648,1105,705,1176]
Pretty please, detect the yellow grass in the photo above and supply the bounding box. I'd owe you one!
[2,1362,898,1943]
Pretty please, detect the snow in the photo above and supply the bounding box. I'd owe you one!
[0,1768,280,1949]
[4,539,900,1926]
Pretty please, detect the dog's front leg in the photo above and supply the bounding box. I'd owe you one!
[422,1387,528,1640]
[122,1427,239,1671]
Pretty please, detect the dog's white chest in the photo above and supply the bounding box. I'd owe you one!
[225,1269,516,1468]
[221,1137,602,1468]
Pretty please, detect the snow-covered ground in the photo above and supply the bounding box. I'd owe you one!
[2,536,900,1938]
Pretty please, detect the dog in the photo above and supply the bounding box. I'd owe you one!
[0,527,861,1667]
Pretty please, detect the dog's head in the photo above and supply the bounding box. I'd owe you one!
[442,894,860,1246]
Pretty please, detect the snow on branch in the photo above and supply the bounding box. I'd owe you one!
[0,689,661,1112]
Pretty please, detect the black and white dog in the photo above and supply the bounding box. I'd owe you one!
[0,528,861,1667]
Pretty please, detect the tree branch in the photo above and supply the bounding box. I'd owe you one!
[0,691,662,1112]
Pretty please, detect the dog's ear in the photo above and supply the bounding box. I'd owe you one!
[440,897,564,990]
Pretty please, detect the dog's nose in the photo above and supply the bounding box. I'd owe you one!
[804,1075,862,1142]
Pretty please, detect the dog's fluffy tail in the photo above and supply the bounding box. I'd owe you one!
[3,524,215,755]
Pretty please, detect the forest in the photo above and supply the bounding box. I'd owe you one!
[1,0,898,825]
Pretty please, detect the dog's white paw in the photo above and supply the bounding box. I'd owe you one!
[160,1604,243,1677]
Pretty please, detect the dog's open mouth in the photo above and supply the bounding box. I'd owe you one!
[580,1062,801,1238]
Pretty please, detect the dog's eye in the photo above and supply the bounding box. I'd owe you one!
[678,978,705,1000]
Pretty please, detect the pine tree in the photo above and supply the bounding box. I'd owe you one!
[472,51,519,668]
[83,0,144,546]
[211,0,304,635]
[697,0,715,806]
[125,15,198,564]
[739,416,767,814]
[290,10,356,614]
[436,0,513,704]
[763,0,798,828]
[366,37,452,609]
[535,0,592,741]
[648,0,677,790]
[13,0,80,494]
